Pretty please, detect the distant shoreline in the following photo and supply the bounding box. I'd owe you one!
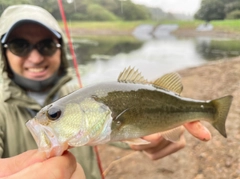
[59,20,240,39]
[65,28,132,37]
[66,26,240,40]
[173,28,240,39]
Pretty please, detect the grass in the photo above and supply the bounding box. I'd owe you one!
[211,20,240,32]
[171,19,240,33]
[58,20,158,31]
[59,19,240,34]
[74,35,137,42]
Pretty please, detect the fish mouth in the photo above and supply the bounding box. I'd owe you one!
[26,119,66,158]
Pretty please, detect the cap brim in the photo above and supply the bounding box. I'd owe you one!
[1,19,61,43]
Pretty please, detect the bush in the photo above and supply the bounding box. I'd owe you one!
[226,10,240,19]
[117,2,150,21]
[87,4,119,21]
[70,13,89,21]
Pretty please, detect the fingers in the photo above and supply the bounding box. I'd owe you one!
[0,150,85,179]
[184,121,212,141]
[129,122,211,161]
[0,149,47,177]
[5,151,81,179]
[41,151,77,179]
[130,127,186,160]
[71,163,86,179]
[130,126,185,151]
[143,135,186,160]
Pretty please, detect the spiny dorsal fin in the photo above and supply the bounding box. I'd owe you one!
[118,66,148,84]
[152,73,183,95]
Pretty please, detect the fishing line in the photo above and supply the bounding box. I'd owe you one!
[57,1,104,178]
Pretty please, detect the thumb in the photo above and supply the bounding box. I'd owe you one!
[5,151,78,179]
[184,121,212,141]
[0,149,47,177]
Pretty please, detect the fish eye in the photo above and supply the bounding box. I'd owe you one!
[47,107,62,121]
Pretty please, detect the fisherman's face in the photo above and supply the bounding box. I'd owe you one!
[5,23,61,81]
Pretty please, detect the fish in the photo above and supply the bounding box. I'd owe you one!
[26,67,233,157]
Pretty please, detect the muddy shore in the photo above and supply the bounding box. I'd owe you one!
[97,56,240,179]
[173,28,240,40]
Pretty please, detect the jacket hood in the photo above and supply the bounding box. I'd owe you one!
[0,4,63,41]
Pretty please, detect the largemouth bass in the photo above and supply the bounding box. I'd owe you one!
[26,67,233,157]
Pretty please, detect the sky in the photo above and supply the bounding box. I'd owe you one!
[131,0,201,15]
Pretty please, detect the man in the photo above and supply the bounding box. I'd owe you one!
[0,4,211,179]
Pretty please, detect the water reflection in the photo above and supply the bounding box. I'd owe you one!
[196,37,240,60]
[69,32,240,85]
[72,36,143,65]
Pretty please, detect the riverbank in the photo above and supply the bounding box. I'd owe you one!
[173,28,240,39]
[64,20,240,39]
[66,25,240,40]
[60,21,155,36]
[98,56,240,179]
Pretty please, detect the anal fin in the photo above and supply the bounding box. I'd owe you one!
[123,138,150,145]
[161,126,184,142]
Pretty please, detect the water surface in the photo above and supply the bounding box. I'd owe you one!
[70,29,240,85]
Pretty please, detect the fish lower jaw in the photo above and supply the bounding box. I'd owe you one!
[40,142,69,158]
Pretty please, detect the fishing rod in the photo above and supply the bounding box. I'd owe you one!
[57,1,104,178]
[57,0,82,88]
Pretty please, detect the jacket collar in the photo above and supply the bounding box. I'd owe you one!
[1,70,72,111]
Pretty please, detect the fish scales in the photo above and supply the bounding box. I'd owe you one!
[87,82,216,141]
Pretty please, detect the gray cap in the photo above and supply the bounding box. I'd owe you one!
[0,5,63,43]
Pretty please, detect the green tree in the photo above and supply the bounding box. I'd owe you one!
[93,0,150,21]
[224,1,240,14]
[0,0,151,21]
[219,0,237,4]
[0,0,31,15]
[115,0,150,21]
[226,9,240,19]
[195,0,225,21]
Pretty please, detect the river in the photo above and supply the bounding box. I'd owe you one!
[70,25,240,85]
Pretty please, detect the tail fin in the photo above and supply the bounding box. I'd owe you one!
[210,95,233,138]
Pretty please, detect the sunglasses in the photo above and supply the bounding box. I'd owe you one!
[3,38,61,57]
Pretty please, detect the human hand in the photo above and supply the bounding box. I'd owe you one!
[0,150,85,179]
[129,121,211,160]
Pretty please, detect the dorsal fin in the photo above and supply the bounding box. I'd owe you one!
[118,66,148,84]
[152,73,183,95]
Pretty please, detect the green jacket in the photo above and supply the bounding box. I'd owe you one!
[0,72,102,179]
[0,5,101,179]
